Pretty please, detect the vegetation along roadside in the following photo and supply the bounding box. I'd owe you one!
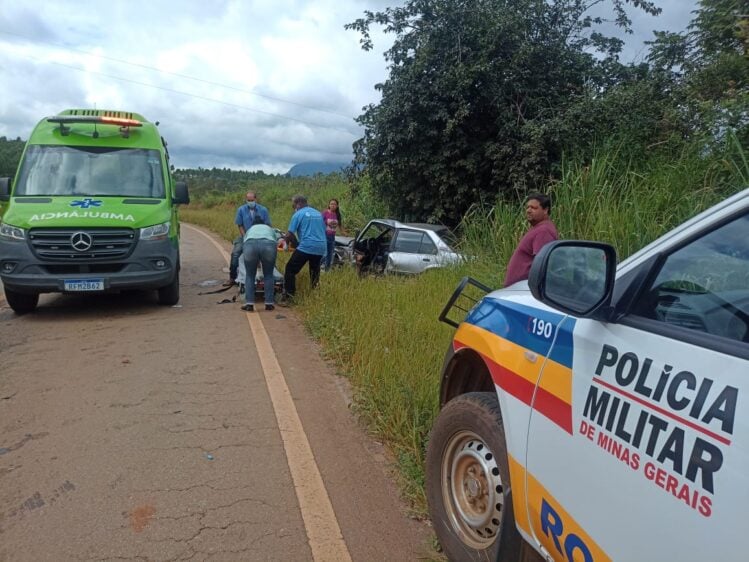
[180,133,748,516]
[0,0,744,524]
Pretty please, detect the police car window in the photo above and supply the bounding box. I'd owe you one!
[631,212,749,344]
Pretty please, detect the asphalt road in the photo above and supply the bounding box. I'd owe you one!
[0,224,431,561]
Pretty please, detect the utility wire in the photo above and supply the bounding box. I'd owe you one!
[5,51,360,136]
[0,28,356,121]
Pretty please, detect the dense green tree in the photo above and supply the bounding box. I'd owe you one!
[646,0,748,145]
[0,137,25,178]
[346,0,662,224]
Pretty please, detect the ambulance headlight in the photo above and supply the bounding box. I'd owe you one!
[0,222,26,241]
[140,221,170,241]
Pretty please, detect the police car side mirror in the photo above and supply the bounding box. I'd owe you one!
[528,240,617,319]
[173,181,190,205]
[0,177,10,201]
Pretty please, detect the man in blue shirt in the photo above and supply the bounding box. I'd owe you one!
[280,195,326,299]
[226,191,271,285]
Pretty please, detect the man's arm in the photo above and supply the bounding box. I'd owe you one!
[531,227,558,255]
[282,214,300,246]
[235,207,245,237]
[260,205,272,227]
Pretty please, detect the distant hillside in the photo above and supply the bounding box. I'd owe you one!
[286,162,346,177]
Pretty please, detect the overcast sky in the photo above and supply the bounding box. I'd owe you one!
[0,0,697,174]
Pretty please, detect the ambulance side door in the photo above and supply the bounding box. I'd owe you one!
[525,212,749,562]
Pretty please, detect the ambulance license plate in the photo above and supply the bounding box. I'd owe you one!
[64,279,104,292]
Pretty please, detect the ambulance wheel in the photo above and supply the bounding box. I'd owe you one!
[4,288,39,314]
[157,271,180,305]
[426,392,522,562]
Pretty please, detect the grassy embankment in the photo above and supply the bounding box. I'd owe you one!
[182,141,748,516]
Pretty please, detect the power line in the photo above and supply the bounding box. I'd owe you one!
[0,28,358,122]
[5,51,361,136]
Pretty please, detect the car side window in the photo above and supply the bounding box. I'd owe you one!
[420,235,438,255]
[392,230,424,253]
[630,212,749,344]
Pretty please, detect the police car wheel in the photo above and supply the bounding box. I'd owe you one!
[4,288,39,315]
[426,392,522,562]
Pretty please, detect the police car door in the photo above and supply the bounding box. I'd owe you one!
[524,210,749,562]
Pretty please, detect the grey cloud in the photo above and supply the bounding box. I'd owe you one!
[0,0,697,172]
[0,8,62,45]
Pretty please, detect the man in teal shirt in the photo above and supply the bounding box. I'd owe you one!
[280,195,326,299]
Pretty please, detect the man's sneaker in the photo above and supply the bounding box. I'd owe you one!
[265,304,275,311]
[241,303,254,311]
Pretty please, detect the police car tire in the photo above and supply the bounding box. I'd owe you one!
[4,288,39,315]
[157,271,180,306]
[426,392,523,562]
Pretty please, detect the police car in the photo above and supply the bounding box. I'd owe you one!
[427,188,748,561]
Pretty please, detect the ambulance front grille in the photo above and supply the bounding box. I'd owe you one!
[28,228,136,261]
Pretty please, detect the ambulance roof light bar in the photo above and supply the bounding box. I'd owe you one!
[47,115,143,138]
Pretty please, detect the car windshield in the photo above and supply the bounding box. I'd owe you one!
[15,145,166,198]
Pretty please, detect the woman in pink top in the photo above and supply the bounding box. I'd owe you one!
[321,199,343,271]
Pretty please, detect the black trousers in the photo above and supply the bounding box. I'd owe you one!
[284,249,322,296]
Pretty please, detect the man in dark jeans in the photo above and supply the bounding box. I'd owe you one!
[226,190,271,286]
[279,195,326,301]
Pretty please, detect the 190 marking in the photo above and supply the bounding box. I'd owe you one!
[529,317,553,339]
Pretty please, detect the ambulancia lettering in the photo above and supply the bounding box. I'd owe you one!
[29,211,135,222]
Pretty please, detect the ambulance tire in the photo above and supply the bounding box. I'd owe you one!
[157,270,180,306]
[4,288,39,315]
[426,392,523,562]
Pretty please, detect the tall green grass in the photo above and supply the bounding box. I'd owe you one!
[180,177,351,279]
[184,140,747,518]
[181,177,350,237]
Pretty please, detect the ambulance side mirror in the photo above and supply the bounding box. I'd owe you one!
[173,181,189,205]
[0,177,10,201]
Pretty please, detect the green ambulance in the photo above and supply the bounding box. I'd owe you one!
[0,109,189,314]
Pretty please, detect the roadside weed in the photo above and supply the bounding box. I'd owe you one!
[183,140,747,518]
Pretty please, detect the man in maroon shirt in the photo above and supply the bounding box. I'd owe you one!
[503,193,558,286]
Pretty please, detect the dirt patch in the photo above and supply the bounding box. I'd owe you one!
[129,504,156,533]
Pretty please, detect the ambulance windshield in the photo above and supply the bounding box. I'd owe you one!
[15,145,165,198]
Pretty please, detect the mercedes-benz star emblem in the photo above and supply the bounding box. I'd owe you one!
[70,232,93,252]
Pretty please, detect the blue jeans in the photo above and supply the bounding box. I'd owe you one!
[230,236,243,280]
[324,233,335,270]
[243,239,278,305]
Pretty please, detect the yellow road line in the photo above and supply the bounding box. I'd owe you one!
[246,313,351,561]
[184,223,352,561]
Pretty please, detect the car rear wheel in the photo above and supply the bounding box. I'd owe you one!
[4,287,39,314]
[426,392,523,562]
